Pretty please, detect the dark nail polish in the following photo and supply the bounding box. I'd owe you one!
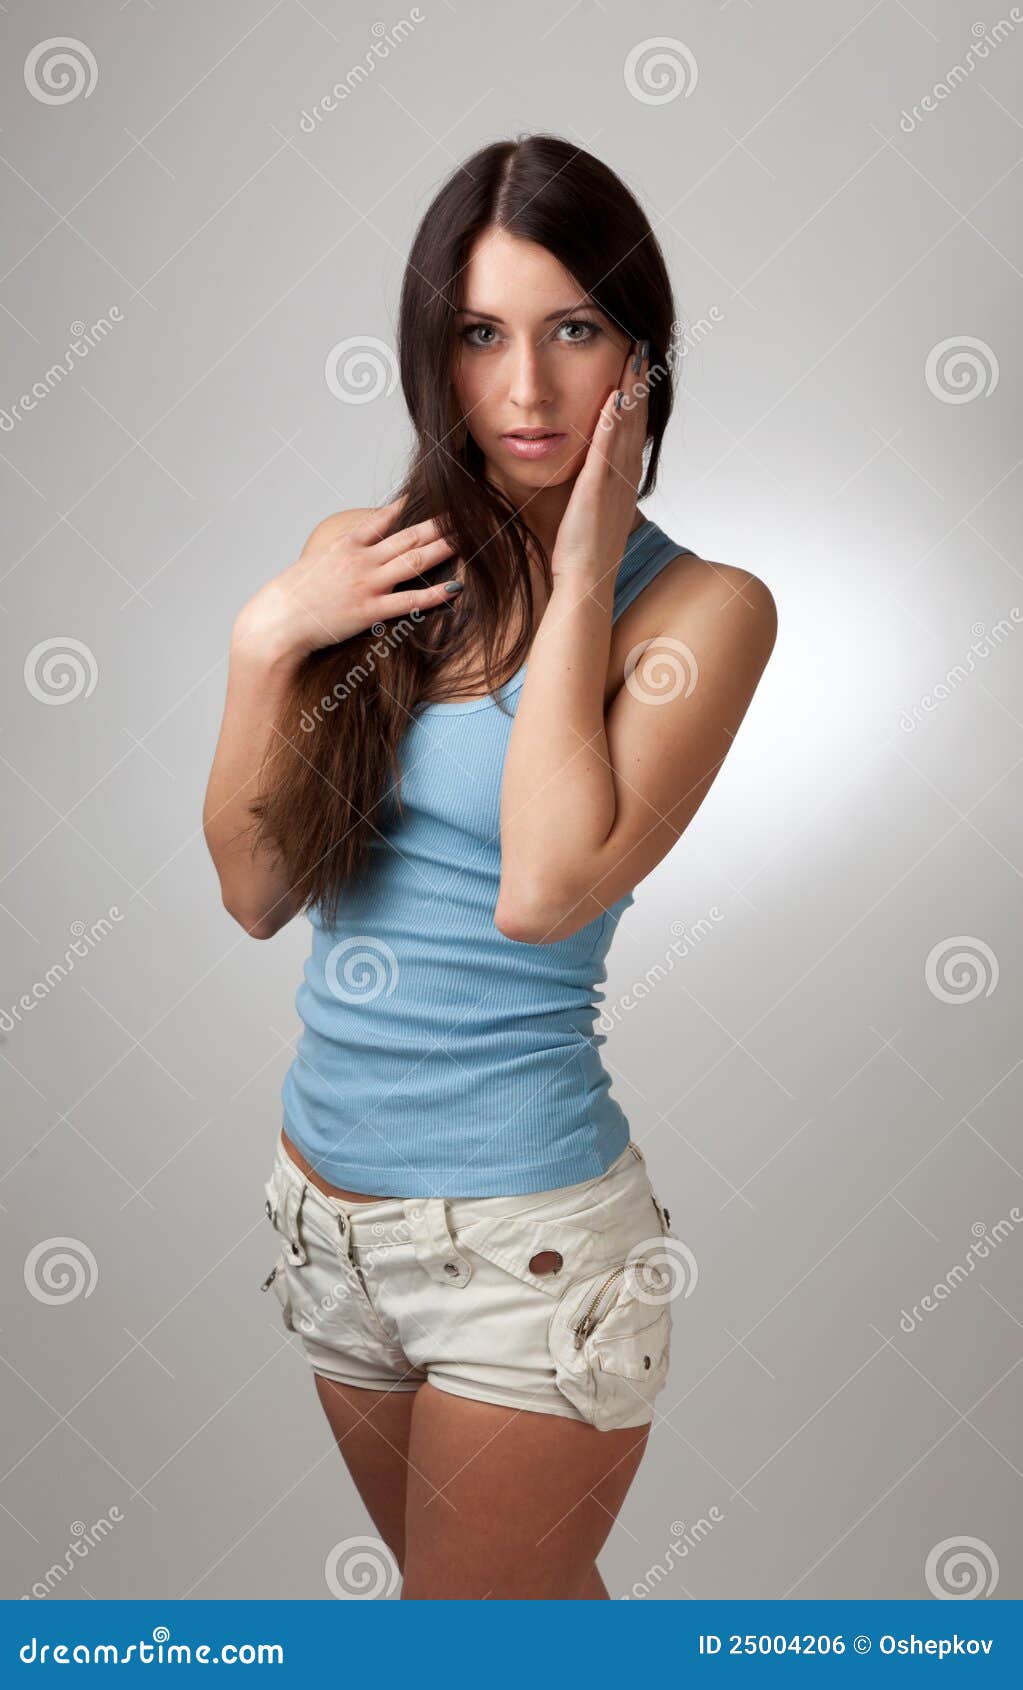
[444,580,464,594]
[614,390,623,411]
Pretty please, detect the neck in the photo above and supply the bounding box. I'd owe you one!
[485,463,644,565]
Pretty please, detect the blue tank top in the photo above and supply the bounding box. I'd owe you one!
[281,517,693,1197]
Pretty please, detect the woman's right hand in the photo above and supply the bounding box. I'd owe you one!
[234,497,463,662]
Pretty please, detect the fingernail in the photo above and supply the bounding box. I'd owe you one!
[614,390,623,411]
[444,580,464,595]
[632,338,649,373]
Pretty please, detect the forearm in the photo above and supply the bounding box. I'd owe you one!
[202,622,305,935]
[496,575,618,937]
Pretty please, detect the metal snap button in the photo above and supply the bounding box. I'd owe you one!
[444,1262,460,1276]
[643,1355,651,1369]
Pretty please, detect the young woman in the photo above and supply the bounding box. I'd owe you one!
[203,134,776,1599]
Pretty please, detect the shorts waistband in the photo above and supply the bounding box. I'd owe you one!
[271,1131,644,1238]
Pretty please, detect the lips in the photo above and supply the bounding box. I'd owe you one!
[503,430,563,439]
[500,431,567,459]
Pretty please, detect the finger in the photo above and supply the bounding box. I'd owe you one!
[354,495,411,543]
[365,513,452,562]
[377,534,458,584]
[375,579,465,620]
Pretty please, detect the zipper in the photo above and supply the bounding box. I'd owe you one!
[572,1264,627,1348]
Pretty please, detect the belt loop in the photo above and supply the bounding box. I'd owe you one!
[405,1197,474,1287]
[282,1177,309,1265]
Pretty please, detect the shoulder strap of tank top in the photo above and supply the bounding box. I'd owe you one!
[613,520,695,623]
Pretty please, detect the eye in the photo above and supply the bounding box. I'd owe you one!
[553,318,603,345]
[459,323,498,348]
[457,318,604,349]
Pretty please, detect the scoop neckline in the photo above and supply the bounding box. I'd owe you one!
[413,517,656,717]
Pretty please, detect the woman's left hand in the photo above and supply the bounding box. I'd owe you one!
[550,339,650,589]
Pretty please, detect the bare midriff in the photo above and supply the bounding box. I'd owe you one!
[280,1127,390,1202]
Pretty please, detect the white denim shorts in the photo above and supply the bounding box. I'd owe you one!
[259,1131,680,1431]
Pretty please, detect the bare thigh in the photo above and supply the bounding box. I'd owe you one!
[313,1374,418,1566]
[401,1380,651,1599]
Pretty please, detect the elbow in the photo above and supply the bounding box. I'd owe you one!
[494,882,582,946]
[221,892,279,941]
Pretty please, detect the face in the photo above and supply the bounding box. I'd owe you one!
[451,227,634,502]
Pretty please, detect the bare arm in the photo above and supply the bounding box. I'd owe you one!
[203,501,463,939]
[202,623,309,939]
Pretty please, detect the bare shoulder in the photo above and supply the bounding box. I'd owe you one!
[302,507,377,550]
[658,549,777,660]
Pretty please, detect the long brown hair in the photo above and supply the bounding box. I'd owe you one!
[248,133,678,928]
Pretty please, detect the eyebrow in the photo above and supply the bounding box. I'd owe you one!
[455,303,602,324]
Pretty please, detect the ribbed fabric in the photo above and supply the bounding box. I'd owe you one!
[281,517,693,1197]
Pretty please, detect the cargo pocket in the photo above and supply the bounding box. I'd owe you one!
[260,1250,296,1332]
[547,1254,672,1432]
[260,1164,305,1335]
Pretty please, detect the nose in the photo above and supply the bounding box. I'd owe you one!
[507,332,554,412]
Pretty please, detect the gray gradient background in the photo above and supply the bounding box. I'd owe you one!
[1,0,1020,1603]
